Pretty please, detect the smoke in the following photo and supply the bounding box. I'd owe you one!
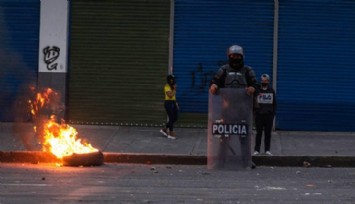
[12,83,38,150]
[12,85,65,151]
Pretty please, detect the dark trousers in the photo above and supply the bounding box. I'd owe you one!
[164,100,178,131]
[254,114,274,152]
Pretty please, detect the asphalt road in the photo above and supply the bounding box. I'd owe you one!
[0,163,354,204]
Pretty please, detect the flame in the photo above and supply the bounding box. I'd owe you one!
[42,120,98,159]
[29,87,98,159]
[30,88,54,118]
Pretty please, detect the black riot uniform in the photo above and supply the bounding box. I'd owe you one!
[210,45,257,89]
[209,45,258,168]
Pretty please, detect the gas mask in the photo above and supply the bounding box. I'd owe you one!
[227,45,245,69]
[229,57,244,69]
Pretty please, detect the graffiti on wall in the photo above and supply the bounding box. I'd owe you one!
[43,46,60,70]
[190,61,226,91]
[177,60,227,113]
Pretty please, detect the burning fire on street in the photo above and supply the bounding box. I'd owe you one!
[42,120,98,159]
[28,87,103,166]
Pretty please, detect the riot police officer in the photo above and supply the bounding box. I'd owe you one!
[209,45,257,95]
[209,45,258,169]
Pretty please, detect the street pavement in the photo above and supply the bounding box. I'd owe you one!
[0,163,354,204]
[0,122,355,167]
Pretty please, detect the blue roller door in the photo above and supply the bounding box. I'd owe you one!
[277,0,355,131]
[0,0,40,121]
[173,0,274,126]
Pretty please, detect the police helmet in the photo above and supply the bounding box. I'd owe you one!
[227,45,244,57]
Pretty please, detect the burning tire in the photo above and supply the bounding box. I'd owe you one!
[62,151,104,167]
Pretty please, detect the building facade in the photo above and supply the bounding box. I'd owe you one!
[1,0,355,131]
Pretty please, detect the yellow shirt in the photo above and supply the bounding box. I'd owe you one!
[164,84,176,101]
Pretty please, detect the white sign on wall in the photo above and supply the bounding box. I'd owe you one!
[38,0,69,73]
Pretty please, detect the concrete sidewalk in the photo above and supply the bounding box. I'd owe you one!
[1,123,355,167]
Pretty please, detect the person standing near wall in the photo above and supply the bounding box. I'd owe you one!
[253,74,277,156]
[160,74,179,140]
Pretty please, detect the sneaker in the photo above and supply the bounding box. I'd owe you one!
[167,131,176,140]
[265,151,273,156]
[253,151,260,156]
[160,128,168,137]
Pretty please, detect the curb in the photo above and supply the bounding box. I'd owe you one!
[252,155,355,168]
[0,151,59,164]
[1,151,355,167]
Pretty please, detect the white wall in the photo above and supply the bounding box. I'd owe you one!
[38,0,69,73]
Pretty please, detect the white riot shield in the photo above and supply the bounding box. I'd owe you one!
[207,88,253,170]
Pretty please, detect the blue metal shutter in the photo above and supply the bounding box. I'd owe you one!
[173,0,274,126]
[0,0,40,121]
[277,0,355,131]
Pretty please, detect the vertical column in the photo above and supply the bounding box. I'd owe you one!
[38,0,69,119]
[168,0,175,74]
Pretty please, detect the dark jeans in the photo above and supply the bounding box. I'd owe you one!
[254,114,274,152]
[164,100,178,132]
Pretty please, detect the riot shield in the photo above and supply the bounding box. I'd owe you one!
[207,88,253,170]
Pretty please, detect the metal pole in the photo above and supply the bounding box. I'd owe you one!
[273,0,279,93]
[272,0,279,131]
[168,0,175,74]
